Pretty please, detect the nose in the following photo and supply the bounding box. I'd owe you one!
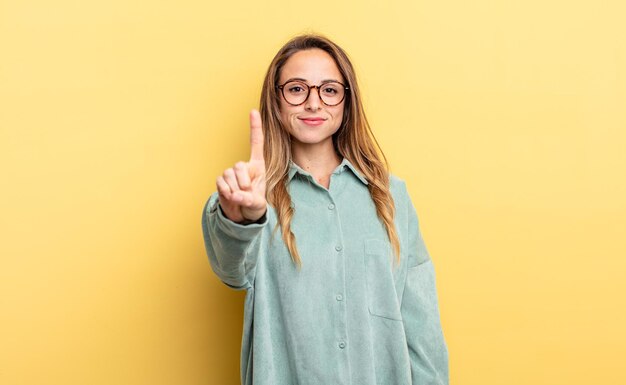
[304,85,322,111]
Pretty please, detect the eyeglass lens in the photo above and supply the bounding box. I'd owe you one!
[282,81,345,106]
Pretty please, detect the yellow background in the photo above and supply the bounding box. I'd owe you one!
[1,0,625,384]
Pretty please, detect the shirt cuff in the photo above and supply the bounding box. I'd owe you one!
[219,204,267,226]
[209,197,267,241]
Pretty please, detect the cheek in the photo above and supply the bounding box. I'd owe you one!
[332,106,345,125]
[279,100,298,117]
[278,103,298,133]
[277,101,288,119]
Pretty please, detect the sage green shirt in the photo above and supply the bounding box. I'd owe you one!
[201,157,449,385]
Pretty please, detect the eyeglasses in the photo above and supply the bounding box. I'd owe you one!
[276,80,349,106]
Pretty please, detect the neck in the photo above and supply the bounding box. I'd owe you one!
[291,140,342,186]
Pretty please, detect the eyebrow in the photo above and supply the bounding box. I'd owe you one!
[284,77,342,83]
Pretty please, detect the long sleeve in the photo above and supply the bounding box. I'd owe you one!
[201,191,267,290]
[401,193,449,385]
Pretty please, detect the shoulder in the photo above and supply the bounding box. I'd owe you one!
[387,173,418,228]
[389,173,406,188]
[388,173,416,227]
[388,173,410,204]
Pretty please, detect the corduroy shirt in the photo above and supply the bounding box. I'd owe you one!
[201,157,449,385]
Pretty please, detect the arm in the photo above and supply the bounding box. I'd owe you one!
[201,191,267,290]
[201,109,268,290]
[401,191,449,384]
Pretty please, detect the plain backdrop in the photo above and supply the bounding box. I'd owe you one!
[1,0,625,384]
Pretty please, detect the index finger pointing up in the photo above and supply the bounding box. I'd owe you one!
[249,109,264,162]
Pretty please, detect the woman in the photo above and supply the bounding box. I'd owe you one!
[202,33,448,385]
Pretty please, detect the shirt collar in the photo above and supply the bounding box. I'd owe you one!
[288,157,369,185]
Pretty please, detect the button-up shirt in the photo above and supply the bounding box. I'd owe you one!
[201,157,449,385]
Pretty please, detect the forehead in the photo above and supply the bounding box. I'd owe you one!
[279,48,344,83]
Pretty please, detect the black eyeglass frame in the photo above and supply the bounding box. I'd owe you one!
[276,81,350,107]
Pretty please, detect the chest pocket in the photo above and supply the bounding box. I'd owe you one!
[364,238,403,321]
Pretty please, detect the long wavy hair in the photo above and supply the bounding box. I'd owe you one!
[259,33,400,268]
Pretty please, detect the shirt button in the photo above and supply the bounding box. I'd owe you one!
[338,341,346,349]
[335,245,343,252]
[328,203,335,210]
[336,294,343,301]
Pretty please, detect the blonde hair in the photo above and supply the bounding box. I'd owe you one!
[259,33,400,268]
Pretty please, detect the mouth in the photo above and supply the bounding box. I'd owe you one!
[298,117,326,126]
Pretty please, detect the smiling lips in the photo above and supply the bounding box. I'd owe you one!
[299,117,326,126]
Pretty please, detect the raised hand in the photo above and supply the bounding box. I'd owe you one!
[216,109,267,224]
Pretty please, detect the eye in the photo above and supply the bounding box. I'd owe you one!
[320,82,342,95]
[285,81,308,94]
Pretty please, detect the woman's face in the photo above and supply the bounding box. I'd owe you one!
[277,48,345,151]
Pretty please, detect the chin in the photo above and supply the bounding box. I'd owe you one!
[292,136,329,145]
[293,130,336,143]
